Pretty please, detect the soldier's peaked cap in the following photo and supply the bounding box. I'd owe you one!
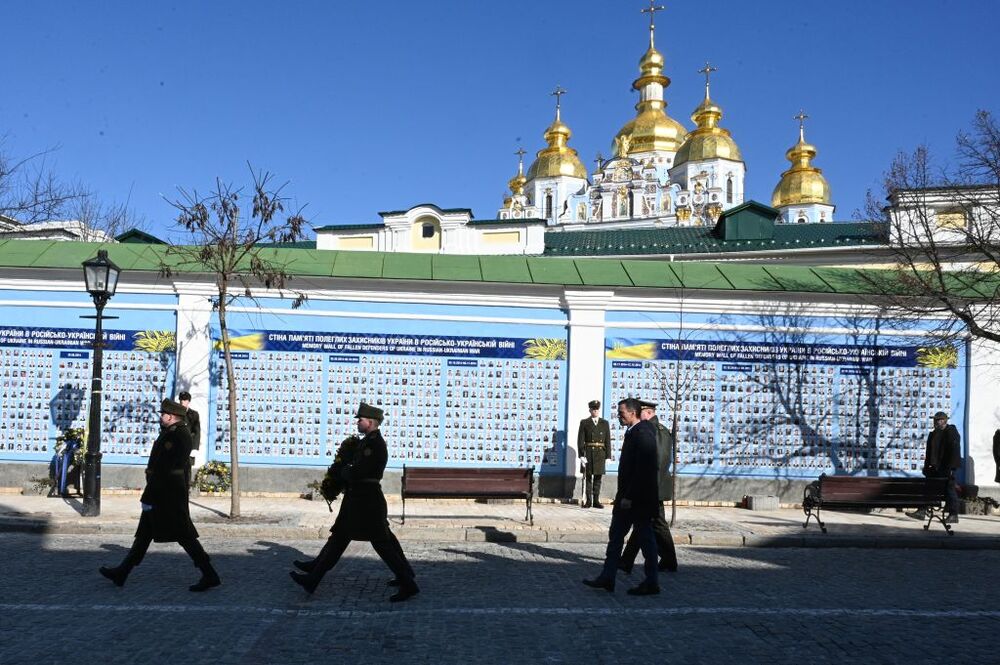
[355,402,384,422]
[588,400,600,410]
[160,398,188,416]
[638,399,658,410]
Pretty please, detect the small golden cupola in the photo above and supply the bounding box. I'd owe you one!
[771,111,832,208]
[673,62,742,166]
[613,2,687,157]
[526,86,587,180]
[503,147,529,209]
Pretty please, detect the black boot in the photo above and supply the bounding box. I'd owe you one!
[289,570,321,594]
[293,559,316,573]
[592,476,605,509]
[99,564,131,587]
[189,562,221,592]
[389,578,420,602]
[582,476,592,508]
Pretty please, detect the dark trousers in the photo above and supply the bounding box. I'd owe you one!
[621,503,677,571]
[599,508,658,587]
[312,526,415,585]
[928,469,960,515]
[122,532,210,569]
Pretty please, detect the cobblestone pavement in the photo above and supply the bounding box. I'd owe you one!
[1,533,997,665]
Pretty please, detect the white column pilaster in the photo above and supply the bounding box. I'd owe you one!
[175,287,214,465]
[562,290,614,482]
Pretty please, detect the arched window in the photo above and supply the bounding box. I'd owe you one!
[544,194,553,219]
[726,177,734,204]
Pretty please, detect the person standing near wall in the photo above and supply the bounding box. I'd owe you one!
[178,391,200,489]
[577,400,611,508]
[619,400,678,574]
[909,411,962,523]
[289,402,419,602]
[98,398,221,591]
[582,398,660,595]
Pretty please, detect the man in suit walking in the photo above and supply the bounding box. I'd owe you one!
[619,399,678,573]
[577,399,612,508]
[178,390,200,489]
[582,397,660,595]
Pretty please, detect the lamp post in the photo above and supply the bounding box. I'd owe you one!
[81,249,121,517]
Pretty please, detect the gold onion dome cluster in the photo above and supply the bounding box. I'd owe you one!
[614,45,687,155]
[771,127,831,207]
[526,116,587,179]
[673,91,742,166]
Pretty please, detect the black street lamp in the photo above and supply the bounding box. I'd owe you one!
[81,249,121,517]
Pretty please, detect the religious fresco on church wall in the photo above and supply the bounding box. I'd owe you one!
[207,307,568,473]
[0,296,178,464]
[603,318,967,481]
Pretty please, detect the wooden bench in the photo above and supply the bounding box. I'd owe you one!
[803,474,952,534]
[401,466,535,526]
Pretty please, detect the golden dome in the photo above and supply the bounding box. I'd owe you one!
[771,122,831,207]
[614,43,687,155]
[527,116,587,180]
[674,89,742,165]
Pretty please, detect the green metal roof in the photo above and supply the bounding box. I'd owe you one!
[312,223,384,232]
[544,221,885,256]
[0,238,913,296]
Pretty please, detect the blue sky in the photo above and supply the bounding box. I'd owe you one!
[3,0,998,239]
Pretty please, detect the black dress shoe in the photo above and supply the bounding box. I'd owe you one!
[617,561,634,574]
[582,577,615,592]
[99,565,128,587]
[582,500,592,509]
[389,583,420,602]
[626,583,661,596]
[293,559,315,573]
[189,569,221,593]
[289,570,319,594]
[593,501,605,509]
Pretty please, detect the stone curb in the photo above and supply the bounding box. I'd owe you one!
[4,517,1000,549]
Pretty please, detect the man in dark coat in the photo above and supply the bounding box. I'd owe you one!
[583,397,660,595]
[993,428,1000,484]
[577,399,612,508]
[619,400,678,573]
[290,402,418,602]
[909,411,962,522]
[99,399,220,591]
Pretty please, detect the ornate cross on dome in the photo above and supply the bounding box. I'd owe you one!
[514,146,526,173]
[641,1,666,47]
[550,85,567,120]
[593,152,604,170]
[794,109,809,140]
[698,61,718,99]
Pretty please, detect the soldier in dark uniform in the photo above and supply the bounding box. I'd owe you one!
[178,390,200,489]
[98,398,220,592]
[577,400,612,508]
[290,402,418,602]
[619,400,678,573]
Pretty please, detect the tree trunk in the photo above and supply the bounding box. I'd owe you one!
[217,286,240,518]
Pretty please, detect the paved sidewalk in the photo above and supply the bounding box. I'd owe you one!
[2,491,999,548]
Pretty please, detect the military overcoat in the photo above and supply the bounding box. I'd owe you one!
[137,421,199,543]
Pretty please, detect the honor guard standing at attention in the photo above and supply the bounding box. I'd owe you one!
[290,402,419,602]
[98,398,221,591]
[577,400,612,508]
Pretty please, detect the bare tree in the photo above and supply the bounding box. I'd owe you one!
[860,110,1000,344]
[0,136,145,240]
[160,165,308,518]
[0,137,87,225]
